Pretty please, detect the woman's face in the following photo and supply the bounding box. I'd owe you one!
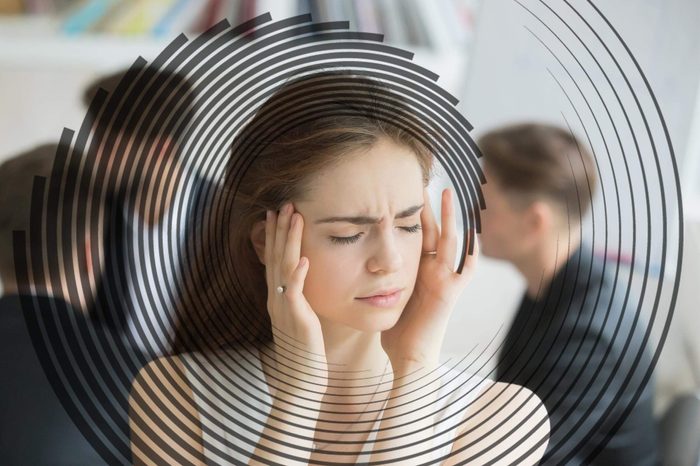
[292,138,425,332]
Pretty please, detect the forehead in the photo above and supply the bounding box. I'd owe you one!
[301,139,425,213]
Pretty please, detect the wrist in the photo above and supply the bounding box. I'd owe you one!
[391,359,439,383]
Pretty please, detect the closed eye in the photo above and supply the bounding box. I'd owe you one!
[329,224,422,245]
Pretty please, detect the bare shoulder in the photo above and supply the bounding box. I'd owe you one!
[445,380,550,466]
[129,355,206,465]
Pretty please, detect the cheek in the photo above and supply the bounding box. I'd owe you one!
[480,211,511,254]
[299,242,355,304]
[301,250,368,324]
[481,208,499,233]
[407,234,422,265]
[483,209,508,235]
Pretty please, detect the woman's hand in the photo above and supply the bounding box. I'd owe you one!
[265,203,327,389]
[253,203,326,464]
[381,188,478,372]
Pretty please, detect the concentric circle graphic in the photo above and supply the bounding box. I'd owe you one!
[12,3,683,465]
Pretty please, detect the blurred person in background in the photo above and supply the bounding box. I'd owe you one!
[80,67,200,351]
[0,141,108,464]
[0,66,202,464]
[0,67,199,347]
[478,123,659,465]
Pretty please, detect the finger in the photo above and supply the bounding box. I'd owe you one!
[288,256,309,298]
[264,210,276,289]
[465,227,478,257]
[437,188,458,268]
[274,203,293,275]
[471,229,480,258]
[421,187,440,253]
[282,213,304,285]
[459,228,479,278]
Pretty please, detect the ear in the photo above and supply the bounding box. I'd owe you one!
[250,219,267,265]
[525,201,554,237]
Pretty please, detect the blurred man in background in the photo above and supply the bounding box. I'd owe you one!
[0,140,109,464]
[0,66,200,464]
[1,67,197,344]
[478,123,659,465]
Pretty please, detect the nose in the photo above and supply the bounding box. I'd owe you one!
[366,226,404,274]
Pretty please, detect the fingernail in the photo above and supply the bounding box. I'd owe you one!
[266,210,271,221]
[291,213,297,226]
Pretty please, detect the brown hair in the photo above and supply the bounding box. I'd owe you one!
[172,71,436,353]
[83,67,196,143]
[477,123,597,221]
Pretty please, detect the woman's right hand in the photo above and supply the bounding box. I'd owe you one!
[265,203,327,387]
[252,203,326,463]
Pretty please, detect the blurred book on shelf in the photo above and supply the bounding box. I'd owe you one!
[0,0,479,50]
[0,0,73,14]
[0,0,22,14]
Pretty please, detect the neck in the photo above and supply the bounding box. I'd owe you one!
[513,231,581,299]
[318,315,388,380]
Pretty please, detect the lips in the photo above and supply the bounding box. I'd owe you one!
[355,289,403,308]
[358,287,402,299]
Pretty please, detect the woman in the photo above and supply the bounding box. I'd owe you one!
[129,72,549,465]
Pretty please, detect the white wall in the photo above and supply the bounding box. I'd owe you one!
[461,0,700,161]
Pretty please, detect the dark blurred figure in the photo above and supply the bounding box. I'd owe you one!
[0,140,140,464]
[0,66,204,464]
[0,299,106,465]
[81,67,198,348]
[479,123,659,465]
[0,143,79,301]
[0,143,106,464]
[1,67,200,344]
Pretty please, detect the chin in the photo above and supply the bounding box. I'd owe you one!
[349,305,403,332]
[315,299,406,332]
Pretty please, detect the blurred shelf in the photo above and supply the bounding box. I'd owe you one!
[0,25,469,97]
[0,35,172,70]
[0,14,170,69]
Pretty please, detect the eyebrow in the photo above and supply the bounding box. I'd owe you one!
[315,204,424,225]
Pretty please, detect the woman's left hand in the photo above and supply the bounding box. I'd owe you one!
[381,187,478,373]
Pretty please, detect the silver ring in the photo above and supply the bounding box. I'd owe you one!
[276,285,287,294]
